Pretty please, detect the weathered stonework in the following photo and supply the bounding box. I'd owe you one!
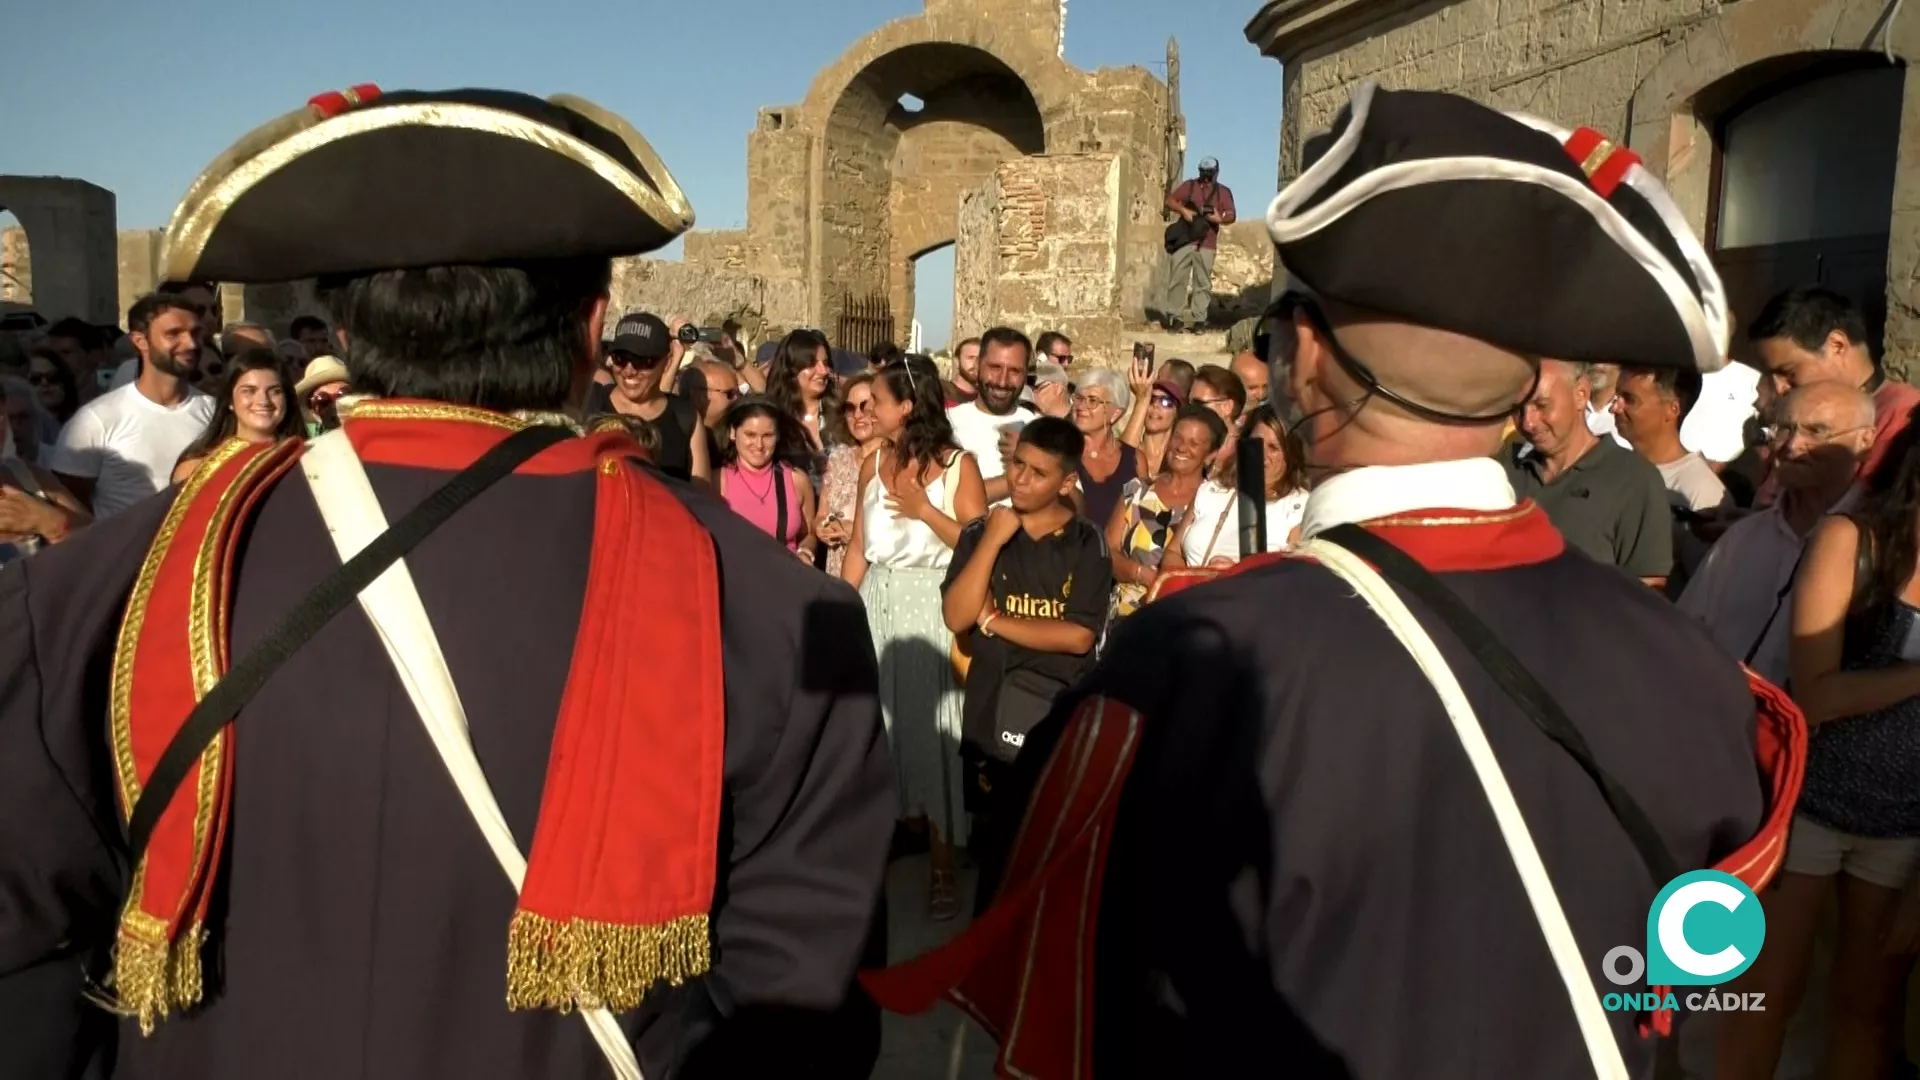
[955,154,1128,364]
[1,227,28,305]
[0,177,119,324]
[1248,0,1920,378]
[674,0,1177,346]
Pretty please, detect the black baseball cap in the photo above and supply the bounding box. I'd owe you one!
[608,311,670,360]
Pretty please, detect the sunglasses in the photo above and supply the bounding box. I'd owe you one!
[608,352,667,371]
[712,387,742,402]
[1052,353,1074,365]
[27,371,59,386]
[844,399,873,415]
[1150,392,1178,408]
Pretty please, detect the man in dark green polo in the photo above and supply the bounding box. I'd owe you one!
[1507,359,1673,586]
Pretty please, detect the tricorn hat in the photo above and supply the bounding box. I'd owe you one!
[1266,84,1729,373]
[158,85,694,283]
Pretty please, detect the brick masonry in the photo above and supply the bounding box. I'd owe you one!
[956,154,1128,363]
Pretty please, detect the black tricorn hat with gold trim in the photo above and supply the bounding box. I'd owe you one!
[159,85,694,283]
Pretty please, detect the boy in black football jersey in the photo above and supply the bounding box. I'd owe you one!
[942,416,1113,909]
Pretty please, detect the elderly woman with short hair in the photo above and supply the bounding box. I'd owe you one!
[1070,367,1137,528]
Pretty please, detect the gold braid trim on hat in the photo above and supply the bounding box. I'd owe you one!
[505,912,711,1013]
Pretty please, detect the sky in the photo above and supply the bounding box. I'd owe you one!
[0,0,1283,349]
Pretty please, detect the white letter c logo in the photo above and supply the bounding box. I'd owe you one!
[1658,879,1748,978]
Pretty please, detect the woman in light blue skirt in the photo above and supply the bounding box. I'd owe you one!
[842,356,986,920]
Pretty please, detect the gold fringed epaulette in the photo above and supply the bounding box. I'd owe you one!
[107,437,306,1032]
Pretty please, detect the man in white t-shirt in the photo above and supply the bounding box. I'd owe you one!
[49,293,216,518]
[946,326,1037,506]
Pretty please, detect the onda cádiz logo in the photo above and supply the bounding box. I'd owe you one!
[1599,870,1768,1014]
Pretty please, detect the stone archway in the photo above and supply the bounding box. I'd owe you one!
[1628,0,1920,369]
[0,177,119,324]
[813,42,1050,337]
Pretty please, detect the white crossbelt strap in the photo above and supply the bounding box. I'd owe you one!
[1294,538,1630,1080]
[301,430,643,1080]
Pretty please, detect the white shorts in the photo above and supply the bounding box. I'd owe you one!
[1782,813,1920,889]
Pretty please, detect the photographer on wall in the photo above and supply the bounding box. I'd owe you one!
[1157,156,1237,334]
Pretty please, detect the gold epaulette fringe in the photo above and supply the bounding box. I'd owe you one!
[113,911,207,1035]
[505,912,711,1013]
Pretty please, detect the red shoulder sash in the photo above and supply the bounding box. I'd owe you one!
[110,437,306,1031]
[110,406,727,1034]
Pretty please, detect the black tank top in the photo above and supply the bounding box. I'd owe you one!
[584,384,699,480]
[1078,444,1138,529]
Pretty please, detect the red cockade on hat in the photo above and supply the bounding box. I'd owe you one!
[1563,126,1642,199]
[307,83,383,119]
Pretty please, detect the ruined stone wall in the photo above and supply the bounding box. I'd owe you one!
[744,111,814,284]
[607,258,808,336]
[683,230,753,273]
[0,178,119,324]
[819,89,899,336]
[1210,221,1277,324]
[1055,68,1172,321]
[886,78,1046,324]
[958,154,1126,364]
[954,174,1000,340]
[1,228,28,305]
[1287,0,1729,181]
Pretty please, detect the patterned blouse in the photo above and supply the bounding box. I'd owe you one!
[1110,476,1188,619]
[821,442,877,578]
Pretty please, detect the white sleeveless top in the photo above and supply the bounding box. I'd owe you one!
[861,452,966,570]
[1181,480,1309,566]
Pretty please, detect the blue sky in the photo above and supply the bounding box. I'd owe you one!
[0,0,1282,348]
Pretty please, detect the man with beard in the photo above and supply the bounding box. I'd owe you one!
[946,326,1036,506]
[866,84,1801,1080]
[46,292,214,518]
[944,335,981,406]
[0,86,892,1079]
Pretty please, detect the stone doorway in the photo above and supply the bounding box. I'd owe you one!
[821,42,1047,340]
[1709,58,1904,360]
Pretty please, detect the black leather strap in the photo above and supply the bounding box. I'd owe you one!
[1317,523,1681,887]
[123,424,571,869]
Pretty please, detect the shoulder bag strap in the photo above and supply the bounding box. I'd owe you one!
[303,430,644,1080]
[1317,523,1680,887]
[1293,533,1631,1080]
[1200,490,1233,565]
[774,463,789,547]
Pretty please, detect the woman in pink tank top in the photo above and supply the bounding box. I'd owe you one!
[718,400,816,560]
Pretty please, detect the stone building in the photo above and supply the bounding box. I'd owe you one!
[670,0,1182,358]
[1247,0,1920,376]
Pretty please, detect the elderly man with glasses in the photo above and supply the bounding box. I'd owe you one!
[1679,381,1878,686]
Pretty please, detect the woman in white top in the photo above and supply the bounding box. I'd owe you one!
[1166,405,1310,570]
[841,356,986,921]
